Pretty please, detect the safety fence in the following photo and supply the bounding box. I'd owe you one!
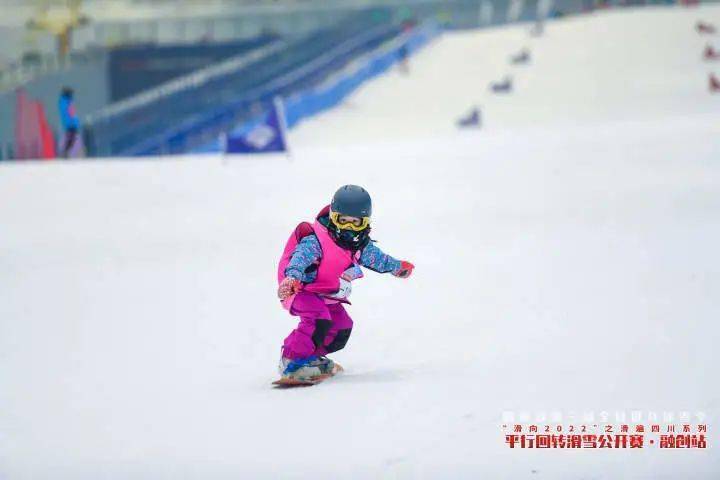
[284,25,435,129]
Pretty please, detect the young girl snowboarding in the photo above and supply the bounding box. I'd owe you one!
[276,185,414,382]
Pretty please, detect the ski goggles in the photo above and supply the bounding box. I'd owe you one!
[329,210,371,232]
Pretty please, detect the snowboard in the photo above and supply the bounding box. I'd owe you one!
[272,363,344,388]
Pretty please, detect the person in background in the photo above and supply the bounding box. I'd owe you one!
[397,18,417,75]
[58,87,80,158]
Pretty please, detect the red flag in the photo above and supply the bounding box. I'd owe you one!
[13,89,55,160]
[36,101,57,159]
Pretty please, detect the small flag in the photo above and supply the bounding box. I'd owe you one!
[225,97,288,154]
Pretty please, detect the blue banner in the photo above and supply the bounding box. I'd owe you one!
[225,97,288,154]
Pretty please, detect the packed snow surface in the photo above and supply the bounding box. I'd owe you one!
[2,5,720,479]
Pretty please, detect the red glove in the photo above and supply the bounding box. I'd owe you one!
[278,277,302,300]
[393,261,414,279]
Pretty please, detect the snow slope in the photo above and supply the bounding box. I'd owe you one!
[1,5,720,479]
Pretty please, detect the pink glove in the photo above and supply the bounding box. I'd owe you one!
[278,277,302,300]
[393,261,414,279]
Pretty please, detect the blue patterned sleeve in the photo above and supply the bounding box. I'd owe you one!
[359,241,402,274]
[284,235,322,281]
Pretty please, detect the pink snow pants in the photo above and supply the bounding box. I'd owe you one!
[282,291,353,360]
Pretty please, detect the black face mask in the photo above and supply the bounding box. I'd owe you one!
[328,223,371,251]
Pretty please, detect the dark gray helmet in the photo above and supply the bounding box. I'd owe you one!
[331,185,372,218]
